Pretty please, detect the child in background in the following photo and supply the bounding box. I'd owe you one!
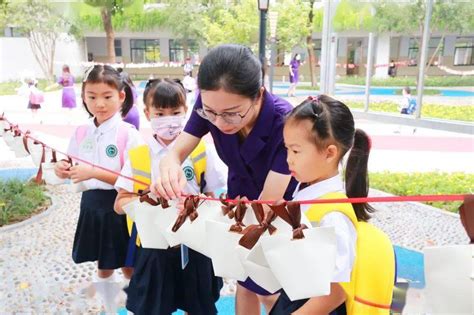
[54,65,143,313]
[399,87,417,115]
[26,78,44,122]
[114,78,227,315]
[271,95,395,315]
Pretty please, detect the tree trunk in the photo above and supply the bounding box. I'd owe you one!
[307,0,317,87]
[425,34,444,73]
[28,30,56,81]
[101,7,115,63]
[183,37,189,61]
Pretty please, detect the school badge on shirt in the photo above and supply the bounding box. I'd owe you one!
[106,144,118,157]
[183,166,195,181]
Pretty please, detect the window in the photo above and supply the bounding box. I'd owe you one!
[3,27,25,37]
[313,39,322,66]
[408,37,444,66]
[130,39,160,63]
[169,39,199,63]
[454,37,474,66]
[408,38,419,66]
[114,39,122,57]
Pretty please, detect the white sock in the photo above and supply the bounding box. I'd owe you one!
[94,274,121,314]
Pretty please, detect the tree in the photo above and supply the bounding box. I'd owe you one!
[202,0,259,49]
[83,0,134,63]
[1,0,72,81]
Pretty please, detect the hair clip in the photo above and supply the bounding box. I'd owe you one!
[367,135,372,150]
[83,65,95,82]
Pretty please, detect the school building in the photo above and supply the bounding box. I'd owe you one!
[1,25,473,81]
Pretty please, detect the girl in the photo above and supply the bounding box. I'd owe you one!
[54,65,143,312]
[58,64,77,110]
[27,78,44,121]
[287,53,301,97]
[271,95,395,314]
[153,44,298,314]
[120,71,141,130]
[114,78,227,314]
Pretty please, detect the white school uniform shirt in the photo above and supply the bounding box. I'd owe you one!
[115,136,228,195]
[67,113,143,191]
[292,174,357,283]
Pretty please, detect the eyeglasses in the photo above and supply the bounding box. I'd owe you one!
[195,104,254,125]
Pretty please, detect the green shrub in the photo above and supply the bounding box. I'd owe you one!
[336,76,474,87]
[370,172,473,213]
[0,180,50,226]
[345,101,474,122]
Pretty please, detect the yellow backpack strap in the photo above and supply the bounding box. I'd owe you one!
[305,192,358,227]
[127,145,152,246]
[190,140,207,193]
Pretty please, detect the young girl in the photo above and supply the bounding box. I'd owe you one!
[26,78,44,121]
[114,78,227,314]
[54,64,143,312]
[58,64,77,110]
[120,71,140,130]
[271,95,395,315]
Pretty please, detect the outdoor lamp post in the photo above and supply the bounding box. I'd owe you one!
[258,0,269,65]
[268,11,278,93]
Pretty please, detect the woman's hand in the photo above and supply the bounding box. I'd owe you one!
[54,160,72,179]
[69,164,94,183]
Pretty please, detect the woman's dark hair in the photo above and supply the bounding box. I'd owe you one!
[120,71,135,88]
[287,95,374,221]
[197,44,262,100]
[143,78,186,110]
[81,64,134,117]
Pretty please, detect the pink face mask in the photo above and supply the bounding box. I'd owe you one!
[150,115,186,141]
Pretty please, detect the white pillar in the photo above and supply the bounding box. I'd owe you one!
[374,33,391,78]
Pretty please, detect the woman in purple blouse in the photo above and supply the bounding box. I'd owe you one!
[152,44,298,314]
[287,53,301,97]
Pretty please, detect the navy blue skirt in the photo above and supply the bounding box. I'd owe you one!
[126,246,222,315]
[72,189,129,270]
[270,289,346,315]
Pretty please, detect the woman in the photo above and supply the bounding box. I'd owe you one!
[152,44,297,315]
[287,53,301,97]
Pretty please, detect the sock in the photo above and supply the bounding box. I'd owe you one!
[93,274,121,314]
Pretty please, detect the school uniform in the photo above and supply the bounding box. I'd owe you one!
[270,174,356,315]
[67,113,143,270]
[115,136,228,315]
[184,90,298,295]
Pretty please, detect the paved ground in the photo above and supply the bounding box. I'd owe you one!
[0,86,472,313]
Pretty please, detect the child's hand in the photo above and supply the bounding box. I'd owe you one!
[69,164,94,183]
[54,160,72,179]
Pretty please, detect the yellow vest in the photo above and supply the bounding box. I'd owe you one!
[127,141,207,246]
[306,192,395,315]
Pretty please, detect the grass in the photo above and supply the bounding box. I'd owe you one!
[345,101,474,122]
[336,76,474,87]
[370,172,473,213]
[0,179,50,226]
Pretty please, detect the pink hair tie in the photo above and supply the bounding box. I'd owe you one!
[367,135,372,150]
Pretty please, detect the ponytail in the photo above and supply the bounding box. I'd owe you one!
[121,81,134,117]
[345,129,374,222]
